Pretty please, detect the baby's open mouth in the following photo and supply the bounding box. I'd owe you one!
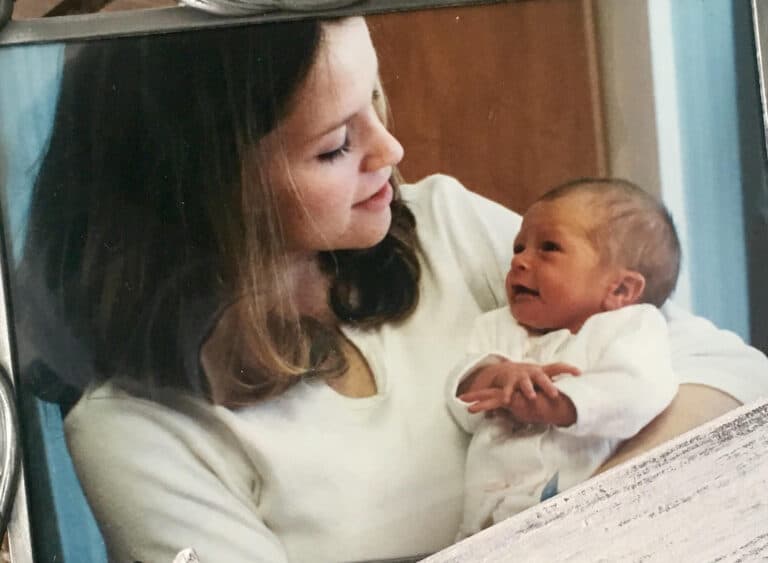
[512,285,539,297]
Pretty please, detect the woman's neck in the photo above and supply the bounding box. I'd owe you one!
[284,252,335,323]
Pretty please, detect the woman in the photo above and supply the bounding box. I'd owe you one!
[18,16,767,562]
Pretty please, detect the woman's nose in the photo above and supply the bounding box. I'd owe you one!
[362,119,404,172]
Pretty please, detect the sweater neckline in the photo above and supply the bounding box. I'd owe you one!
[309,325,388,407]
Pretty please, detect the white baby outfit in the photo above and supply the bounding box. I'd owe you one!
[447,303,678,538]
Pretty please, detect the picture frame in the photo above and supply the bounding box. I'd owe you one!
[1,1,767,561]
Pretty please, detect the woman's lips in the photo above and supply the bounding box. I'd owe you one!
[353,182,393,211]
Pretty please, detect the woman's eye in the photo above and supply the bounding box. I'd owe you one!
[513,243,524,254]
[541,241,561,252]
[318,136,351,162]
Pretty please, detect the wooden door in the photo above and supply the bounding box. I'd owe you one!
[369,0,606,214]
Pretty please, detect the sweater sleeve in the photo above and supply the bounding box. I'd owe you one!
[553,306,678,440]
[65,383,287,563]
[662,301,768,404]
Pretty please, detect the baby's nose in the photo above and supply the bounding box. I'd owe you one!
[511,254,529,270]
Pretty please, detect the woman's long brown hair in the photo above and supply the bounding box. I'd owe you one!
[15,19,421,406]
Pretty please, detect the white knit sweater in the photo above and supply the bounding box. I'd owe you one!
[65,175,768,562]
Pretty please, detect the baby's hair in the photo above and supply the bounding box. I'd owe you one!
[539,178,681,307]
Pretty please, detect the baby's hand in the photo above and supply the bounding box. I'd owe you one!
[458,361,579,414]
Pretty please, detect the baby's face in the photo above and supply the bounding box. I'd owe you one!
[506,198,617,333]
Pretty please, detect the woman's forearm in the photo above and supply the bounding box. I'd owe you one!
[595,383,740,474]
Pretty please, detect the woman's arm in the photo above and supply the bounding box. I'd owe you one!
[593,301,768,473]
[65,383,288,563]
[663,301,768,403]
[595,383,740,473]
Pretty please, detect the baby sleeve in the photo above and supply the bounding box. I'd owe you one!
[445,308,528,434]
[552,305,678,440]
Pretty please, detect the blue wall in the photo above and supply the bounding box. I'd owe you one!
[667,0,752,341]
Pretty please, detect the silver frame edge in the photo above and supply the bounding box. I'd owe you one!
[0,0,507,46]
[0,245,32,562]
[752,0,768,160]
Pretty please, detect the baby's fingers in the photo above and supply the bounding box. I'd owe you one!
[460,388,507,413]
[531,371,559,399]
[466,396,506,413]
[542,362,581,378]
[459,389,500,403]
[518,377,537,400]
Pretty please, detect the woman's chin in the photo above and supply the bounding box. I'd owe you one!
[348,210,393,249]
[310,220,392,253]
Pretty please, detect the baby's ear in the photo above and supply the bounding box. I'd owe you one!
[603,270,646,311]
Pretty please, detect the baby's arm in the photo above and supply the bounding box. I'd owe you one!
[458,361,580,427]
[597,301,767,472]
[553,306,678,440]
[447,308,580,430]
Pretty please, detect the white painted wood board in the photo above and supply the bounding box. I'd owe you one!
[426,397,768,562]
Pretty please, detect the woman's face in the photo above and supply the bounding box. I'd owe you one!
[264,18,404,254]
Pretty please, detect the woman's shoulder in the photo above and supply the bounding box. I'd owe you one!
[398,174,521,260]
[400,173,467,196]
[400,173,520,227]
[66,380,209,430]
[398,174,520,312]
[399,174,466,226]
